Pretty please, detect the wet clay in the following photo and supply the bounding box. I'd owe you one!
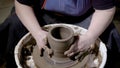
[47,25,74,60]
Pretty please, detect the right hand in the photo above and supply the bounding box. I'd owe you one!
[34,30,48,56]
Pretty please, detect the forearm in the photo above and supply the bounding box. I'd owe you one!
[15,0,43,39]
[86,7,116,39]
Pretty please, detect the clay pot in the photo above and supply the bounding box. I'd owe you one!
[47,25,74,61]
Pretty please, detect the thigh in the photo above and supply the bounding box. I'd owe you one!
[0,12,28,57]
[101,23,120,68]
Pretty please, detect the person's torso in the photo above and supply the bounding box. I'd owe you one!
[41,0,92,16]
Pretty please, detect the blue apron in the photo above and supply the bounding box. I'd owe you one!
[43,0,91,16]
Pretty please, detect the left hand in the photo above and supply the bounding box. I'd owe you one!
[64,33,96,57]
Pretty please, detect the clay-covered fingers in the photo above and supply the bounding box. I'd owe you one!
[39,46,52,57]
[74,51,85,60]
[38,44,45,57]
[37,35,48,56]
[38,37,53,57]
[64,40,79,57]
[43,46,53,57]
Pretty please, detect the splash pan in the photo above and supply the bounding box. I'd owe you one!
[14,24,107,68]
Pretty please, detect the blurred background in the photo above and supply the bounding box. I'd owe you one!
[114,0,120,33]
[0,0,14,24]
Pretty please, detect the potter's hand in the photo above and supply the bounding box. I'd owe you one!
[64,34,96,57]
[35,30,52,56]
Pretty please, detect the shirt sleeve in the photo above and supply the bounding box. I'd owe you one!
[17,0,33,6]
[92,0,115,10]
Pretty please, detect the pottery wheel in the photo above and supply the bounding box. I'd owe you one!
[14,24,107,68]
[32,24,100,68]
[32,45,79,68]
[32,45,98,68]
